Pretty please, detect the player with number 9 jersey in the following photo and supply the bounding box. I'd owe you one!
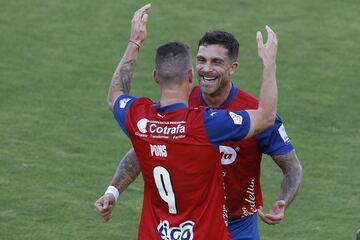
[114,94,253,240]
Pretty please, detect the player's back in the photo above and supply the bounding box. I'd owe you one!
[124,97,232,240]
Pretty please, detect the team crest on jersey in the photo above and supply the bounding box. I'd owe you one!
[136,118,186,139]
[157,220,194,240]
[229,112,243,125]
[119,98,131,108]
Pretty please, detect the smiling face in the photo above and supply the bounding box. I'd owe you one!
[196,44,238,97]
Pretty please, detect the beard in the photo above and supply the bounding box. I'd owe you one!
[199,76,230,97]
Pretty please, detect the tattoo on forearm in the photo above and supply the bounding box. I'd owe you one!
[111,59,136,95]
[111,148,141,194]
[272,150,303,207]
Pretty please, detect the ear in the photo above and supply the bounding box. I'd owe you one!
[187,69,194,84]
[229,62,238,75]
[152,70,160,84]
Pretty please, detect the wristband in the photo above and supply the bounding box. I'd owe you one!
[105,185,119,200]
[129,40,141,49]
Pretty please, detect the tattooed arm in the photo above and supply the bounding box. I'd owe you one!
[95,4,150,221]
[107,47,137,111]
[107,3,150,112]
[272,150,303,207]
[110,148,140,195]
[258,149,303,224]
[94,148,140,221]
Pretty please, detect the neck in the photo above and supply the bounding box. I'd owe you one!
[202,81,232,107]
[159,88,189,107]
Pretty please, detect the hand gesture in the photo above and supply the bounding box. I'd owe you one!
[130,3,151,46]
[256,25,278,67]
[94,193,116,221]
[258,200,286,225]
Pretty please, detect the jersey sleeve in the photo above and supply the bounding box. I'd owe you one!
[113,94,137,137]
[204,108,251,147]
[255,115,294,155]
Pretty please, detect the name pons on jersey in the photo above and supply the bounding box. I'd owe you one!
[150,144,167,158]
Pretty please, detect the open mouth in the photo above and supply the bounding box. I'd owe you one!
[200,75,217,82]
[199,75,218,90]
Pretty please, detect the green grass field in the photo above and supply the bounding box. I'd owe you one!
[1,0,359,239]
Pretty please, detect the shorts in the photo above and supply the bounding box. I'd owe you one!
[228,213,259,240]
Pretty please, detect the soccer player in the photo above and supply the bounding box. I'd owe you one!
[190,31,303,239]
[95,4,280,240]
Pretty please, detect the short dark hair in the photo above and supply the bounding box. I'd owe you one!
[198,31,239,61]
[155,42,192,86]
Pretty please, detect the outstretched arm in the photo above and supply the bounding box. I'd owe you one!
[245,26,278,138]
[107,3,151,111]
[258,150,303,224]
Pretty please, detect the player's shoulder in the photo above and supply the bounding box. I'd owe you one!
[131,96,154,105]
[190,86,201,97]
[233,88,259,108]
[188,105,206,114]
[189,86,201,105]
[118,96,154,114]
[185,105,207,124]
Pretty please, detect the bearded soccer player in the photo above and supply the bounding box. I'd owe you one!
[189,31,303,239]
[96,3,288,239]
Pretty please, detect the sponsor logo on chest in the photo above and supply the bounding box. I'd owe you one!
[136,118,186,139]
[219,145,238,165]
[158,220,194,240]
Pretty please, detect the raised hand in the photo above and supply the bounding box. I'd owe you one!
[130,3,151,47]
[256,25,278,67]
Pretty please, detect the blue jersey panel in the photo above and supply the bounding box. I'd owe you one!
[255,115,294,156]
[113,94,137,137]
[204,108,250,147]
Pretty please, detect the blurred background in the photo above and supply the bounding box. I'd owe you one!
[1,0,359,239]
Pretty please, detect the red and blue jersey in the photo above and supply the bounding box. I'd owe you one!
[113,94,253,240]
[189,85,294,220]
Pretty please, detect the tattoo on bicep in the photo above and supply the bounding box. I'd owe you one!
[112,149,141,194]
[272,150,303,206]
[111,59,136,94]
